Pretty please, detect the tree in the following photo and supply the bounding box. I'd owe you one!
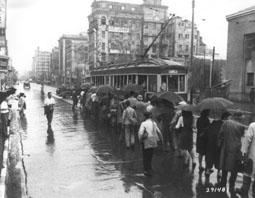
[189,58,224,92]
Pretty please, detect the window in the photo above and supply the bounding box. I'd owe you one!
[102,31,105,38]
[102,42,105,50]
[136,34,140,40]
[185,45,189,52]
[109,5,112,9]
[185,34,189,39]
[101,16,106,25]
[101,53,106,62]
[148,75,157,92]
[179,75,185,92]
[178,34,182,39]
[168,75,178,92]
[144,22,148,28]
[247,73,254,86]
[178,45,182,50]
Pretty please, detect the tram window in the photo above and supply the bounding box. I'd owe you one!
[179,75,185,92]
[105,76,109,84]
[168,75,178,92]
[132,75,136,83]
[148,75,157,92]
[124,75,127,86]
[115,76,120,89]
[128,75,132,84]
[138,75,147,91]
[161,76,167,91]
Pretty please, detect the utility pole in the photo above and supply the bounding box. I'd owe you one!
[190,0,195,69]
[188,0,195,103]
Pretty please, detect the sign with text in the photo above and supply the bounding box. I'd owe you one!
[0,0,6,28]
[108,26,129,33]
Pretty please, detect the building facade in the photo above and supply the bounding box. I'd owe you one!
[58,33,89,84]
[226,6,255,101]
[50,47,60,84]
[0,0,9,89]
[87,0,168,69]
[87,0,207,70]
[32,47,51,82]
[164,16,206,59]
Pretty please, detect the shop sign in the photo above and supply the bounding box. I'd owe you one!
[108,26,129,33]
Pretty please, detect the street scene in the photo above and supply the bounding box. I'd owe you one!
[5,84,245,198]
[0,0,254,198]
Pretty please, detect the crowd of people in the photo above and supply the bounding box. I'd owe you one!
[0,91,26,141]
[69,88,255,198]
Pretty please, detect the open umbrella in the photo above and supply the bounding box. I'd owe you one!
[80,83,91,90]
[122,84,143,93]
[176,104,198,112]
[87,86,98,93]
[197,97,233,111]
[96,85,115,94]
[151,91,184,104]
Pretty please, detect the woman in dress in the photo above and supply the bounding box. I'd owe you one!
[176,110,196,169]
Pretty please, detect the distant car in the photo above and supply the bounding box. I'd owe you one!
[23,81,30,89]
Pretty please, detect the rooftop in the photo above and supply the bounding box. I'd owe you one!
[226,5,255,20]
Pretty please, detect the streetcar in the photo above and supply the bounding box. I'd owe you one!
[90,58,188,100]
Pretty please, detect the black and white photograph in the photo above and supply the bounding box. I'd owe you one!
[0,0,254,197]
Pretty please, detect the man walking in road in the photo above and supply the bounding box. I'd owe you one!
[44,92,55,128]
[122,100,138,149]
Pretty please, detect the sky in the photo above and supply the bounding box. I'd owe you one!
[6,0,255,74]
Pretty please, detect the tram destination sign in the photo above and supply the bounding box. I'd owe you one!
[168,70,178,74]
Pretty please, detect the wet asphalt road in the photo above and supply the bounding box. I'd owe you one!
[14,83,243,198]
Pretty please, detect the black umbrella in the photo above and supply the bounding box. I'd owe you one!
[151,91,184,104]
[96,85,115,94]
[122,84,143,93]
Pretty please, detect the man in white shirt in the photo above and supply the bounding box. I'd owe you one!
[1,98,9,139]
[44,92,55,127]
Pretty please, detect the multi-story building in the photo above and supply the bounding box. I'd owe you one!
[163,16,206,60]
[50,47,60,84]
[32,47,51,82]
[87,0,168,69]
[58,33,89,84]
[87,0,207,70]
[226,6,255,101]
[0,0,9,89]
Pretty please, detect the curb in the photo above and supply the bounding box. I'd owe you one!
[0,137,9,198]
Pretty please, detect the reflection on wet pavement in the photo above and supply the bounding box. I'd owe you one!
[17,84,242,198]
